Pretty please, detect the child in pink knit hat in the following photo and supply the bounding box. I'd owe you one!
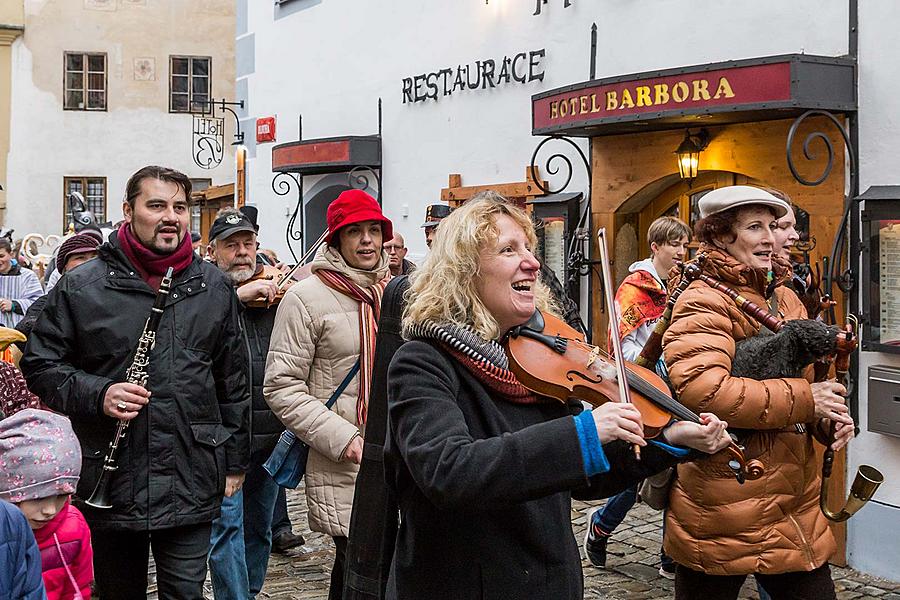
[0,409,93,600]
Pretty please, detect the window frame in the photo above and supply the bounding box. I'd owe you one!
[63,176,107,232]
[63,52,108,111]
[169,55,212,113]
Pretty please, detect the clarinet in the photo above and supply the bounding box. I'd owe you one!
[85,267,174,509]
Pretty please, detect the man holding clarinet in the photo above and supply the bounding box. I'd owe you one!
[22,165,250,600]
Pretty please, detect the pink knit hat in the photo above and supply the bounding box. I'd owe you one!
[0,409,81,503]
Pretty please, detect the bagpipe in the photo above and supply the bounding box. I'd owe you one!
[636,254,882,521]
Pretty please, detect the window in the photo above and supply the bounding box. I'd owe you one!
[170,56,211,112]
[63,177,106,231]
[64,53,107,110]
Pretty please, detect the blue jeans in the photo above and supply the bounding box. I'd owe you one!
[209,464,280,599]
[593,484,638,534]
[591,483,673,568]
[209,490,248,600]
[244,464,280,596]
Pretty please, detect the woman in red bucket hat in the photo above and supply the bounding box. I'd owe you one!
[265,189,392,599]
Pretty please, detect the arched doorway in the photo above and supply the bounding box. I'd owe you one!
[612,171,780,284]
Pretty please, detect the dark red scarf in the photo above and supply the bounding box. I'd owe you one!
[117,224,194,290]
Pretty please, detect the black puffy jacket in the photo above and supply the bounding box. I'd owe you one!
[21,232,250,531]
[242,305,282,461]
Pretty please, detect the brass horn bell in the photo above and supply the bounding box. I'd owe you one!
[821,464,884,523]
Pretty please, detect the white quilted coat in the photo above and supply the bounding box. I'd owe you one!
[264,245,390,536]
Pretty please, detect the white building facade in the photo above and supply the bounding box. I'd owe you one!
[240,0,900,580]
[4,0,236,238]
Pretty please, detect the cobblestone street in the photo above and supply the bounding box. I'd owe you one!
[221,486,900,600]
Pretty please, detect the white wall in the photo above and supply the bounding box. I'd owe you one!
[244,0,900,577]
[845,0,900,579]
[5,0,235,237]
[243,0,847,263]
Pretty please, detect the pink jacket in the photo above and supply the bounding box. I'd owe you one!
[32,499,93,600]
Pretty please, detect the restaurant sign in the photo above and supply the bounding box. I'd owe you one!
[532,55,856,136]
[403,49,545,104]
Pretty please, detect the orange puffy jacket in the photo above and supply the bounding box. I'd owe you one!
[661,247,835,575]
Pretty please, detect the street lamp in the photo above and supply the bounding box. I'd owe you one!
[675,129,710,181]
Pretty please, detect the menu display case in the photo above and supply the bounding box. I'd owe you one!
[860,188,900,355]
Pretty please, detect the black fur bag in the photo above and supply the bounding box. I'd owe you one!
[731,319,839,379]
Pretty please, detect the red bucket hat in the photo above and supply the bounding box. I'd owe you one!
[325,189,393,244]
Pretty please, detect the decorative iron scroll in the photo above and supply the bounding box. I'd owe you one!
[348,166,382,203]
[785,109,859,299]
[786,110,857,190]
[529,135,592,336]
[272,172,304,263]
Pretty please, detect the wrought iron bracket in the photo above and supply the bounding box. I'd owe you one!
[529,134,592,334]
[192,98,246,145]
[785,109,859,303]
[271,172,304,262]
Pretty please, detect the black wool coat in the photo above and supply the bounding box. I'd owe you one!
[242,304,282,462]
[21,233,250,531]
[384,340,680,600]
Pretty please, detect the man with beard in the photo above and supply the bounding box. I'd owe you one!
[205,208,288,599]
[21,165,250,600]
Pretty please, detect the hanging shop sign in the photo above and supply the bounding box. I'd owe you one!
[192,115,225,169]
[403,49,545,104]
[532,54,856,137]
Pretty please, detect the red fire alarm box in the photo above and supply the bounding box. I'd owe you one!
[256,117,276,143]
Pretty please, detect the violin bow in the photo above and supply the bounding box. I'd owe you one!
[275,229,329,289]
[596,228,640,460]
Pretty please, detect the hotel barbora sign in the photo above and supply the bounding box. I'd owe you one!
[532,61,799,135]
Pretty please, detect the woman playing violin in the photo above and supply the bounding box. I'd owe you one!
[662,186,854,600]
[384,192,732,600]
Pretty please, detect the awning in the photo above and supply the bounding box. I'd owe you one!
[532,54,856,137]
[271,135,381,175]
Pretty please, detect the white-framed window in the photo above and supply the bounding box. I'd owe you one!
[64,52,107,110]
[170,56,211,113]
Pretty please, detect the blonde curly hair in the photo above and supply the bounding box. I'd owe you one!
[403,191,557,340]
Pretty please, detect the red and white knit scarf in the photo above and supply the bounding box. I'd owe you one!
[316,269,388,425]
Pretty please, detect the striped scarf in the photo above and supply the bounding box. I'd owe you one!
[316,269,388,425]
[407,321,545,405]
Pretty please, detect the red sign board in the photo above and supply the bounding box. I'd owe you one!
[533,62,792,134]
[256,117,276,143]
[272,140,351,171]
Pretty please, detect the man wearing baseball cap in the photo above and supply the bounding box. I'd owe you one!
[265,189,391,599]
[421,203,452,249]
[205,208,288,600]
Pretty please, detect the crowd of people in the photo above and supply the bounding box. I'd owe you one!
[0,164,854,600]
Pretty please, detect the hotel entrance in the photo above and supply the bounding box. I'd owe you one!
[532,54,858,563]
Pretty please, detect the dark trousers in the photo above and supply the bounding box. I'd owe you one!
[329,536,348,600]
[674,563,837,600]
[92,522,212,600]
[271,486,291,536]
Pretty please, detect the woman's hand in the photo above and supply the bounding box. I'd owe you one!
[590,403,646,447]
[829,420,855,452]
[663,413,732,454]
[343,435,364,464]
[0,298,11,312]
[811,380,854,426]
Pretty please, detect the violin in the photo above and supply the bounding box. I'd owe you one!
[238,264,296,308]
[504,309,764,484]
[238,229,330,308]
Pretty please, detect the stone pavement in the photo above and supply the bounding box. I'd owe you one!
[148,483,900,599]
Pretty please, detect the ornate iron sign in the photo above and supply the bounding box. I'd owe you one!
[192,115,225,169]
